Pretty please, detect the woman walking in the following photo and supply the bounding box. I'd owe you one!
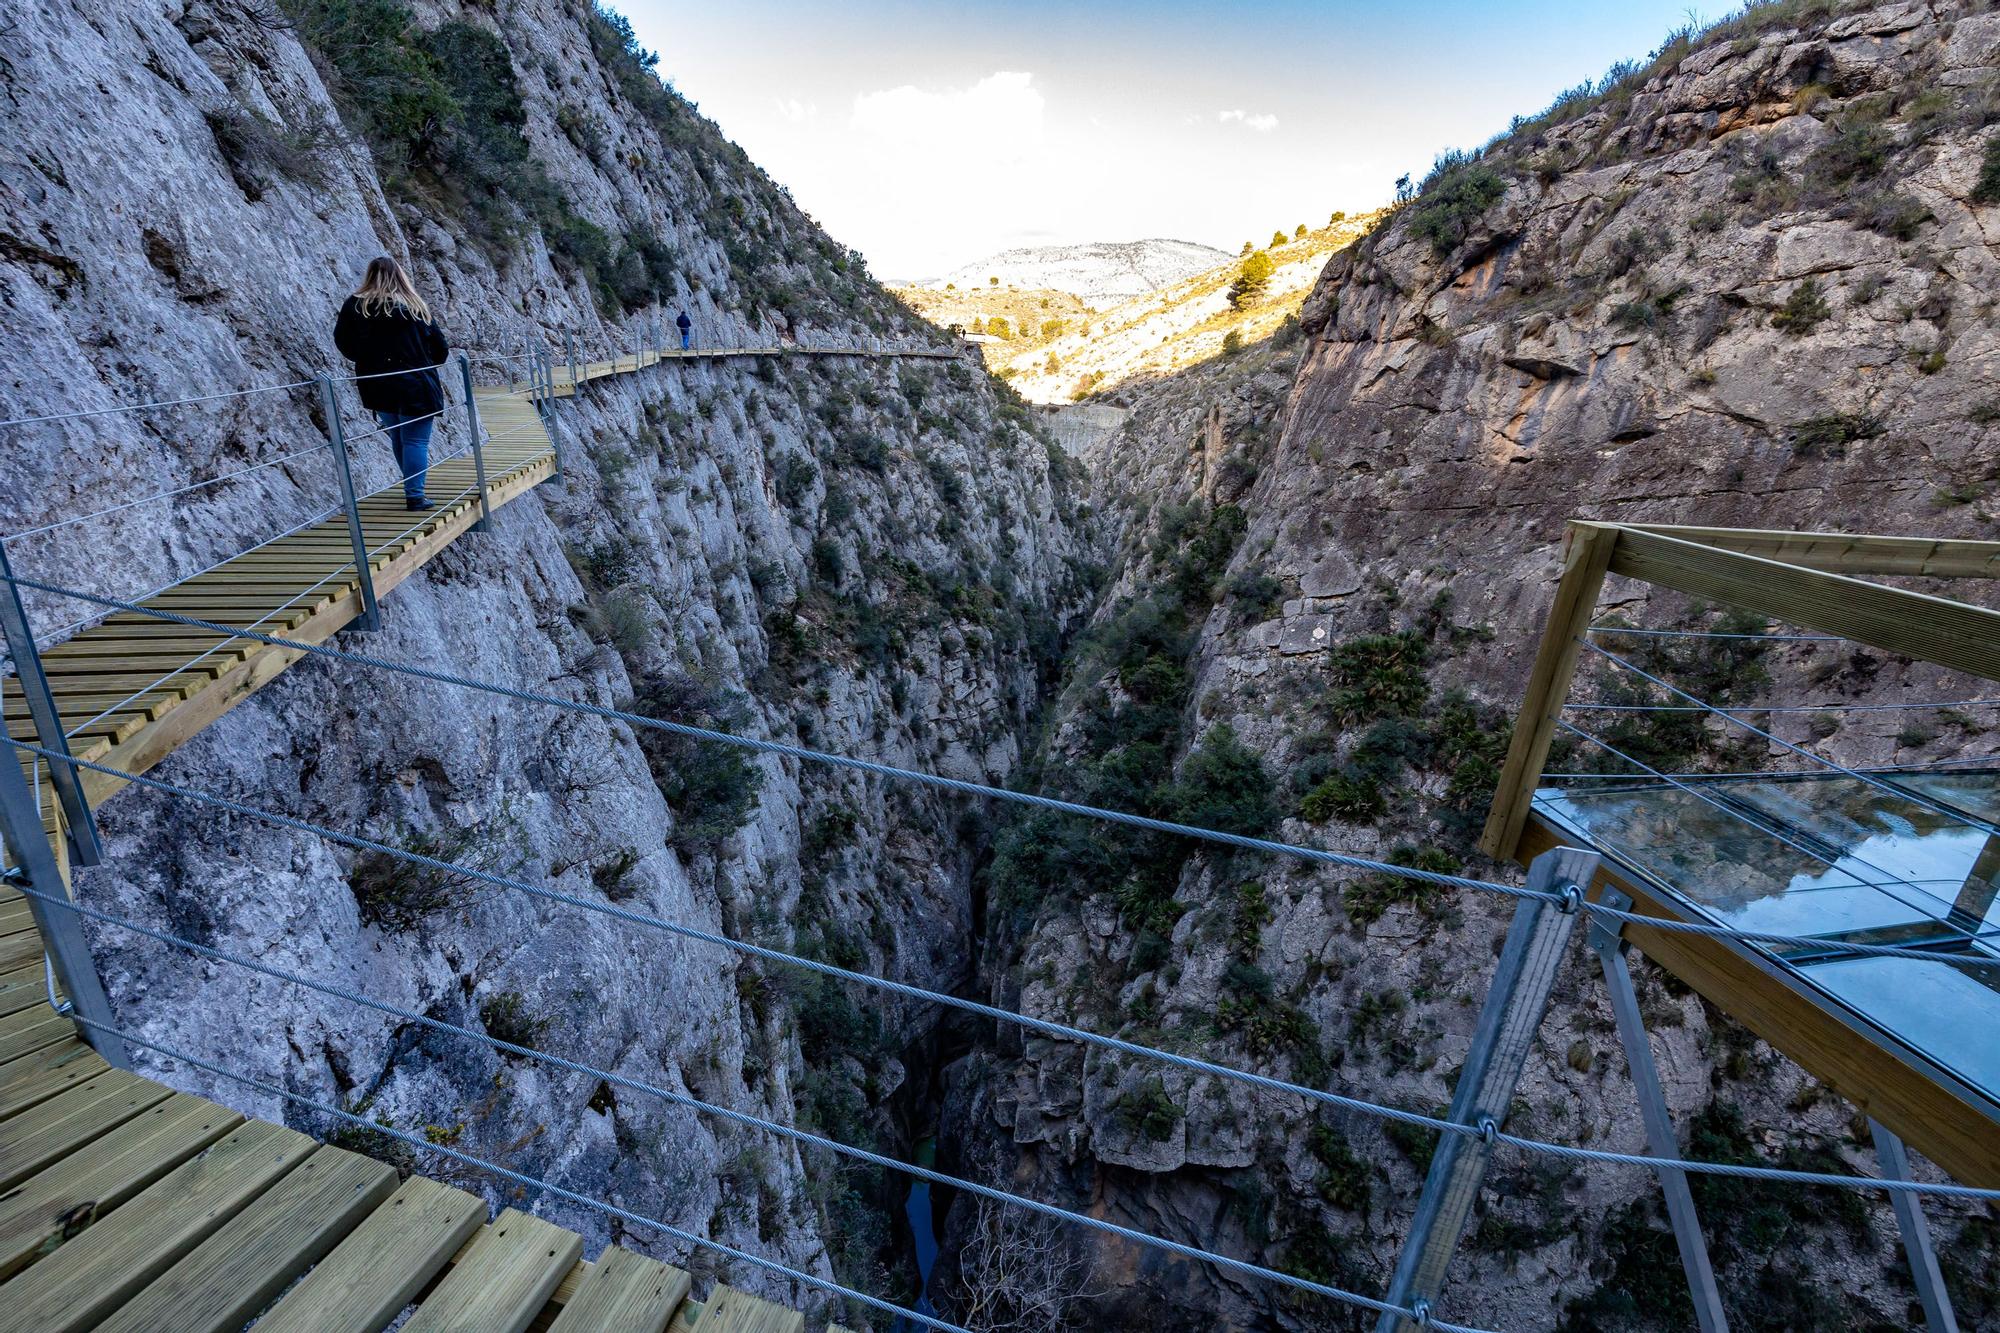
[333,257,448,511]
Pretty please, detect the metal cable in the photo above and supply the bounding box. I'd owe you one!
[54,1016,980,1333]
[0,576,1539,903]
[2,443,331,543]
[330,359,454,385]
[16,578,1992,979]
[1567,698,2000,714]
[1586,625,1846,643]
[0,378,317,429]
[16,740,1482,1137]
[26,499,345,649]
[1579,638,2000,839]
[19,884,1459,1326]
[1544,755,2000,781]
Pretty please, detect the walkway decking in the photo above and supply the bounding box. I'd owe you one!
[546,343,962,398]
[0,360,841,1331]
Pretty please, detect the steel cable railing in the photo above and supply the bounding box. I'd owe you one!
[1578,637,2000,839]
[19,738,2000,1135]
[44,1015,990,1333]
[9,880,1491,1330]
[16,579,2000,979]
[0,377,318,430]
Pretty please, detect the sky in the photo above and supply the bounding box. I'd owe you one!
[619,1,1718,280]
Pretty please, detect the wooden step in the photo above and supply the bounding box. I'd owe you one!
[0,1039,102,1120]
[253,1175,486,1333]
[546,1245,689,1333]
[0,1092,240,1282]
[399,1207,583,1333]
[0,1118,316,1331]
[0,1068,172,1191]
[94,1145,396,1333]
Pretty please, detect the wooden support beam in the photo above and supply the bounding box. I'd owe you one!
[1608,526,2000,684]
[1624,524,2000,579]
[1479,520,1617,861]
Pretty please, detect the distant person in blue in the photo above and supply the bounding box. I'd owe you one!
[333,256,447,512]
[676,309,692,350]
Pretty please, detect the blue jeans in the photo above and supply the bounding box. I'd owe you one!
[374,411,433,502]
[680,329,691,349]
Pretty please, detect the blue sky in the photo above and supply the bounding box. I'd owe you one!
[618,1,1718,279]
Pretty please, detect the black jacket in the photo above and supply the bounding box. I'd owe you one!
[333,296,448,415]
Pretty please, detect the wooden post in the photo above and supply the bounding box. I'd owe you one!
[1479,521,1617,861]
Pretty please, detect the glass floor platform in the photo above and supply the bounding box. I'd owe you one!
[1534,767,2000,1110]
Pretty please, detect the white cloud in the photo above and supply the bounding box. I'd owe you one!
[1218,108,1279,132]
[851,71,1045,156]
[774,97,817,123]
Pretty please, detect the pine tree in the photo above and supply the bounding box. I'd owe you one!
[1228,250,1274,309]
[1269,229,1288,248]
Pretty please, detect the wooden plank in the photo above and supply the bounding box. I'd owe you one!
[95,1145,397,1333]
[0,1005,71,1061]
[1608,526,2000,684]
[0,962,61,1021]
[0,1112,312,1320]
[1624,523,2000,579]
[546,1245,689,1333]
[253,1175,487,1333]
[0,1039,102,1119]
[400,1207,584,1333]
[0,1118,314,1330]
[0,1068,171,1190]
[699,1284,806,1333]
[1479,520,1618,859]
[1518,816,2000,1187]
[0,1092,240,1282]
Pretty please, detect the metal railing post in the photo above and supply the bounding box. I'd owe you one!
[566,331,579,391]
[1871,1120,1960,1333]
[457,353,492,533]
[1375,844,1599,1333]
[0,729,129,1068]
[536,349,567,481]
[1591,889,1727,1333]
[318,377,381,632]
[0,541,102,866]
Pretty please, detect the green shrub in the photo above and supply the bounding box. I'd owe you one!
[480,990,549,1050]
[1166,725,1278,837]
[627,674,763,854]
[1227,250,1273,309]
[1770,278,1830,334]
[1221,329,1244,355]
[1112,1077,1183,1142]
[1298,771,1386,824]
[1789,410,1883,453]
[1343,845,1461,926]
[1408,154,1506,255]
[1975,134,2000,205]
[1326,632,1430,724]
[349,821,510,930]
[1806,116,1889,188]
[1226,570,1284,625]
[1308,1123,1372,1212]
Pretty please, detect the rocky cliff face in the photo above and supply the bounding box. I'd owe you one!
[952,3,2000,1330]
[1,0,1094,1316]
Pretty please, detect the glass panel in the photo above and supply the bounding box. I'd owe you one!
[1541,776,1999,944]
[1722,776,1991,930]
[1801,953,2000,1101]
[1889,769,2000,827]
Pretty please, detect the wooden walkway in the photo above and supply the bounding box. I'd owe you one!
[0,363,826,1331]
[545,343,961,397]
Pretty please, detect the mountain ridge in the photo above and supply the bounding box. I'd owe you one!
[928,237,1232,306]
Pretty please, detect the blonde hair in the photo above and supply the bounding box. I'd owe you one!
[353,255,431,321]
